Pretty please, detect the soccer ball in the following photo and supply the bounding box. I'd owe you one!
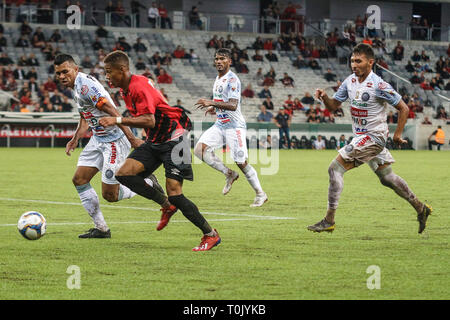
[17,211,47,240]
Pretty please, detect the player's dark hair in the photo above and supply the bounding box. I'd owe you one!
[104,50,129,67]
[215,48,232,59]
[353,43,375,60]
[54,53,76,66]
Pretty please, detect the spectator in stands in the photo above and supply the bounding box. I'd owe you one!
[5,76,17,92]
[235,58,249,74]
[355,15,365,37]
[49,29,63,43]
[162,52,172,66]
[173,45,186,59]
[26,68,38,80]
[263,96,274,110]
[172,99,191,113]
[96,25,108,38]
[159,3,172,29]
[428,125,445,150]
[135,57,146,70]
[259,135,272,149]
[252,50,264,62]
[387,111,398,124]
[189,6,203,30]
[157,68,173,84]
[306,111,319,123]
[17,55,28,67]
[263,38,274,51]
[258,85,272,99]
[293,54,307,69]
[224,35,237,49]
[148,1,160,28]
[257,105,273,122]
[118,37,131,52]
[80,56,93,69]
[91,37,103,51]
[405,60,415,73]
[0,33,7,47]
[407,101,416,119]
[274,107,291,149]
[141,68,153,80]
[435,108,448,120]
[411,51,421,62]
[430,78,442,91]
[0,53,13,66]
[308,57,321,70]
[324,68,337,82]
[133,38,147,53]
[20,21,32,36]
[207,35,219,49]
[338,134,347,149]
[420,50,430,62]
[313,135,326,150]
[252,37,264,50]
[392,47,403,61]
[254,68,264,86]
[43,76,57,92]
[293,98,304,111]
[13,66,25,80]
[262,75,275,87]
[150,52,162,65]
[422,116,432,125]
[242,84,255,98]
[280,72,294,87]
[301,91,315,106]
[26,53,39,67]
[16,35,29,48]
[265,50,278,62]
[420,80,433,90]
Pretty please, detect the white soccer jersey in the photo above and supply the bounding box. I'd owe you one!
[333,71,402,145]
[73,72,124,143]
[213,70,246,129]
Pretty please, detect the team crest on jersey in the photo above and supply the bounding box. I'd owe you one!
[378,82,387,90]
[81,85,89,95]
[351,78,356,83]
[218,86,223,93]
[361,92,370,101]
[367,82,373,88]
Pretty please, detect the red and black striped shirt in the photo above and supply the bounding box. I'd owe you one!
[121,75,191,144]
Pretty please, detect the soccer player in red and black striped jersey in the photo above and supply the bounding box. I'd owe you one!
[99,50,221,251]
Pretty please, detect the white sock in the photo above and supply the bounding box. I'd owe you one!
[203,147,229,175]
[241,164,264,195]
[118,178,153,200]
[76,183,108,232]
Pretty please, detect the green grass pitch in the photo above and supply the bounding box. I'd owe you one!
[0,148,449,299]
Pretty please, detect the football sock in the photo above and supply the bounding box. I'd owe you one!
[75,183,109,232]
[168,194,212,234]
[202,147,229,175]
[376,166,424,213]
[117,178,153,201]
[327,159,347,210]
[116,175,167,206]
[241,164,264,194]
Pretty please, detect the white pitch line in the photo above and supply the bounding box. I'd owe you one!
[0,217,290,228]
[0,197,295,221]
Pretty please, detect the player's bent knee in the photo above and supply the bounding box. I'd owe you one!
[72,175,89,187]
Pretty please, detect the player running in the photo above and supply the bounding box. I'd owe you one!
[307,43,432,234]
[194,48,268,207]
[54,54,172,238]
[99,50,221,251]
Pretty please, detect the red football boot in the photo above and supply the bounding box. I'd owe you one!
[192,229,221,251]
[156,205,177,231]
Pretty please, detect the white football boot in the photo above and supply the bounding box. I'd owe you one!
[222,170,239,195]
[250,192,268,207]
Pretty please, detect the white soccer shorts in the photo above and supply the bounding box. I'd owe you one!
[197,125,248,163]
[77,135,131,184]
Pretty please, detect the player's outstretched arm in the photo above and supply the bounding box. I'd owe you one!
[99,114,156,129]
[195,98,238,112]
[66,116,89,156]
[393,100,409,145]
[315,89,341,112]
[98,100,143,149]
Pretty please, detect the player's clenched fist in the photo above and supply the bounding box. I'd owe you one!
[99,117,117,127]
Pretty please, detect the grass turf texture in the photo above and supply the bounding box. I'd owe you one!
[0,148,449,300]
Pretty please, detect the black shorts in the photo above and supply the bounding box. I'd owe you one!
[129,136,193,182]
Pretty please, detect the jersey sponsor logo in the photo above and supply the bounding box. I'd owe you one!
[81,85,89,95]
[91,95,98,103]
[351,107,368,117]
[217,113,230,123]
[91,86,100,94]
[361,92,370,101]
[236,129,243,147]
[351,78,356,83]
[229,77,236,83]
[171,168,180,176]
[109,142,117,164]
[351,100,368,109]
[356,135,371,147]
[367,82,373,88]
